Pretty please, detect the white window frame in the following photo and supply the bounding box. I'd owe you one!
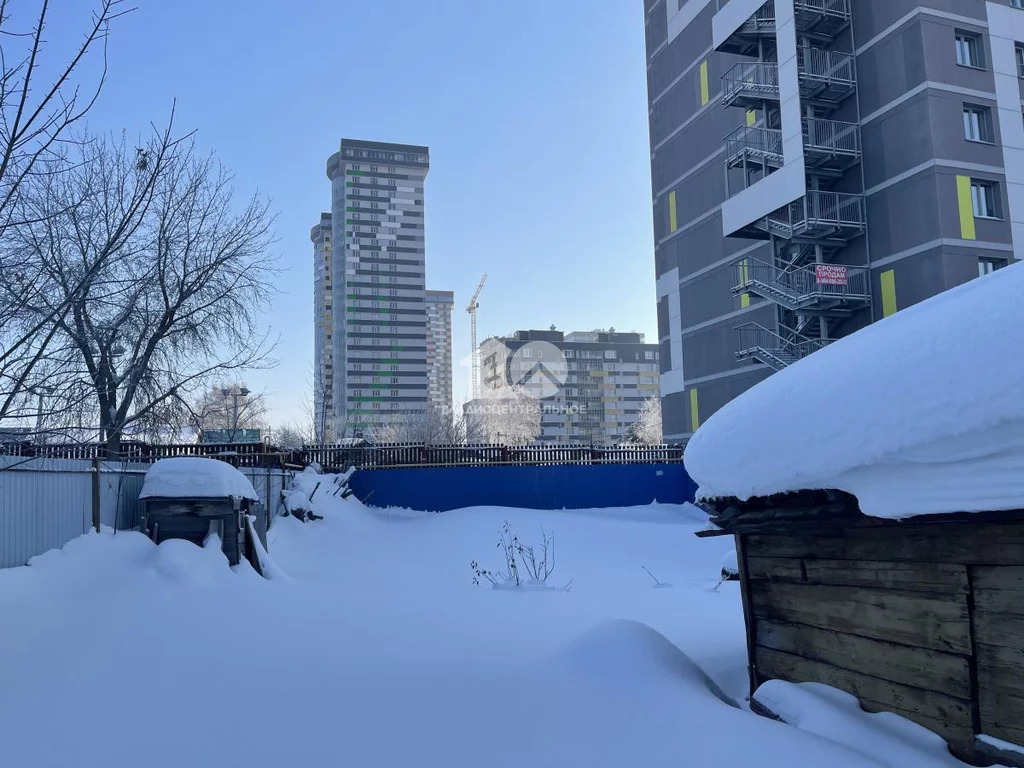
[971,179,1000,219]
[955,30,984,68]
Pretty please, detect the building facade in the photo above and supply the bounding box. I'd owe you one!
[425,289,455,416]
[476,329,660,445]
[645,0,1024,442]
[315,139,431,441]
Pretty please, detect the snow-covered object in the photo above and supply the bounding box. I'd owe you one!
[139,457,258,501]
[720,550,738,578]
[686,263,1024,519]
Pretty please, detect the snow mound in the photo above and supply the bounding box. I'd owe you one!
[561,619,738,706]
[754,680,990,768]
[149,536,230,584]
[686,263,1024,519]
[140,457,258,501]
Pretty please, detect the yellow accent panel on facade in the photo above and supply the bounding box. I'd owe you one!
[880,269,898,318]
[589,370,608,377]
[739,259,750,307]
[746,109,756,126]
[740,293,750,308]
[956,175,976,240]
[689,388,700,433]
[699,61,709,105]
[669,190,678,232]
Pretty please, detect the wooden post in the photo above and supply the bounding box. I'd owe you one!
[91,457,101,533]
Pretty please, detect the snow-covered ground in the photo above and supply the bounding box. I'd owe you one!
[0,472,983,767]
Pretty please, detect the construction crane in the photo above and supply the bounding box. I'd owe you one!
[467,273,488,399]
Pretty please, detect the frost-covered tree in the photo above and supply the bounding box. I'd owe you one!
[628,395,663,445]
[465,386,541,445]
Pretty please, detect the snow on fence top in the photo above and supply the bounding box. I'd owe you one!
[139,457,259,501]
[686,262,1024,520]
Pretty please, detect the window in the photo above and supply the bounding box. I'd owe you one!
[963,104,994,142]
[971,179,1000,218]
[955,30,984,68]
[1014,0,1024,9]
[978,257,1007,276]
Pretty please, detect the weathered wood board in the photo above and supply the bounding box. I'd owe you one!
[749,580,972,654]
[745,556,969,594]
[756,647,976,744]
[756,618,971,697]
[745,522,1024,566]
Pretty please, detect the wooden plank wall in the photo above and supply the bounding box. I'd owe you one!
[740,519,1024,754]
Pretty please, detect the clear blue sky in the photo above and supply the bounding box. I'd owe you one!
[63,0,656,426]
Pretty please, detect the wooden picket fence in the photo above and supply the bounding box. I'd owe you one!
[0,441,683,471]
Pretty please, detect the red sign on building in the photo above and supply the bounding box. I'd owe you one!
[815,264,848,286]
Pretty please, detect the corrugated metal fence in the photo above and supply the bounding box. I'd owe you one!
[0,456,292,569]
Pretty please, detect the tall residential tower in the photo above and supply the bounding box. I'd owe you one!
[425,290,455,415]
[645,0,1022,442]
[315,139,431,440]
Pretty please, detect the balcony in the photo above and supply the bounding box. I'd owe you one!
[794,0,851,39]
[725,117,860,178]
[732,256,870,314]
[734,322,832,371]
[798,48,857,104]
[757,190,865,241]
[722,61,780,109]
[717,2,777,57]
[722,50,856,110]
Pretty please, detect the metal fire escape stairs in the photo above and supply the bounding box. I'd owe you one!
[718,0,869,370]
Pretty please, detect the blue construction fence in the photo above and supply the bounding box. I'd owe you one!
[347,462,698,512]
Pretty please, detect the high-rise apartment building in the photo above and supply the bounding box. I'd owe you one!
[645,0,1023,442]
[425,290,455,415]
[475,329,660,444]
[314,139,431,441]
[311,212,334,441]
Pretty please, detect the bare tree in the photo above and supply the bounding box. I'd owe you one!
[0,119,184,432]
[0,1,135,427]
[30,135,276,456]
[271,422,310,450]
[190,382,268,442]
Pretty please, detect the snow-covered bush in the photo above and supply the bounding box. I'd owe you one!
[471,521,571,590]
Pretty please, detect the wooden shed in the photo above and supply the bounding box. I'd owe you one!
[700,490,1024,766]
[139,457,265,570]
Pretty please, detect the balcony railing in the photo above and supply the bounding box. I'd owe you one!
[797,48,857,102]
[723,50,856,109]
[722,61,780,107]
[733,256,870,311]
[726,118,860,175]
[761,190,864,239]
[794,0,851,37]
[734,322,832,370]
[803,117,859,156]
[725,125,783,167]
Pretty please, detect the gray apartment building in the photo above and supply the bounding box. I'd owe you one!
[425,289,455,416]
[645,0,1024,442]
[313,138,431,441]
[475,329,660,444]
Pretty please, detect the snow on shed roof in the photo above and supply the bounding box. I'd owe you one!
[686,262,1024,520]
[139,457,259,501]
